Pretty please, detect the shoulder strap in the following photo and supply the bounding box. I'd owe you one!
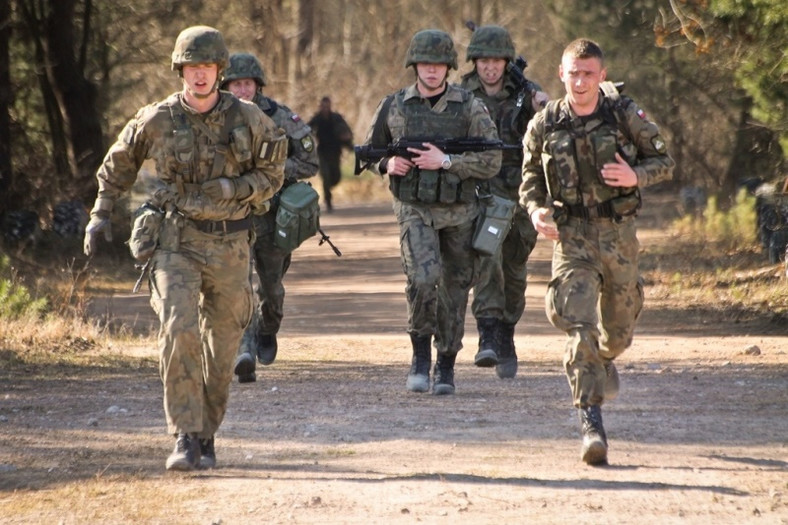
[599,81,634,143]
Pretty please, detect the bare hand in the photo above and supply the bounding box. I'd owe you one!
[407,143,445,171]
[601,152,637,187]
[386,156,415,177]
[530,207,559,240]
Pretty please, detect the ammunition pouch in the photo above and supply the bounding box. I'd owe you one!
[390,169,476,205]
[128,203,164,262]
[159,206,184,252]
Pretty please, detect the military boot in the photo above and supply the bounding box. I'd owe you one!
[473,317,499,367]
[258,333,278,365]
[495,322,518,379]
[432,353,456,395]
[406,333,431,393]
[578,405,608,466]
[604,360,619,401]
[165,432,201,471]
[199,436,216,469]
[234,351,256,383]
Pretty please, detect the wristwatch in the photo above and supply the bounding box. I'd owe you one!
[441,155,452,170]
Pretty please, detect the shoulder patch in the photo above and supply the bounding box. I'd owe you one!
[290,114,302,123]
[637,108,646,120]
[301,135,314,152]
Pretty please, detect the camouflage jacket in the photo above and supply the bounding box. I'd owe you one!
[363,82,501,228]
[253,92,318,183]
[461,70,540,195]
[92,91,286,222]
[520,93,674,217]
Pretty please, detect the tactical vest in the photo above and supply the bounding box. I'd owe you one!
[388,89,477,205]
[165,94,253,195]
[541,85,640,219]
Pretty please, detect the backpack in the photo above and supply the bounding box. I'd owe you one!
[274,181,321,252]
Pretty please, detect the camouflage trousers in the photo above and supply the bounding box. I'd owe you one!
[546,217,644,408]
[250,210,292,336]
[399,215,478,354]
[149,226,253,437]
[472,205,538,324]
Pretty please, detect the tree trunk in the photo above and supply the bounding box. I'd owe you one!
[0,0,11,216]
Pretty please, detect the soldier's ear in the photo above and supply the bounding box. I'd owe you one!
[599,67,607,82]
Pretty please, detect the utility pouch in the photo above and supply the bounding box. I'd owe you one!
[159,206,184,252]
[274,181,320,252]
[417,170,439,204]
[459,179,477,203]
[593,131,619,179]
[439,172,461,204]
[472,194,517,256]
[390,170,419,203]
[128,203,164,262]
[610,191,642,218]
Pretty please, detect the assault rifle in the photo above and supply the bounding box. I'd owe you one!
[353,137,521,175]
[465,20,543,111]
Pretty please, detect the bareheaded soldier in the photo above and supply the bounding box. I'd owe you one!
[83,26,286,471]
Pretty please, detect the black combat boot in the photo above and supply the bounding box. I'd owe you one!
[234,351,256,383]
[165,432,201,471]
[258,333,278,365]
[604,359,619,401]
[578,405,608,466]
[495,322,518,379]
[474,317,499,367]
[433,353,456,395]
[199,436,216,469]
[406,333,432,393]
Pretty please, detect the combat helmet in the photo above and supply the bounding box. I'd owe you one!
[222,53,267,88]
[404,29,458,70]
[171,25,229,73]
[466,25,515,61]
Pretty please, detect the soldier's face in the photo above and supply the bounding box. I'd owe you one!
[476,57,507,89]
[415,63,449,95]
[559,56,606,115]
[225,78,257,101]
[182,63,219,98]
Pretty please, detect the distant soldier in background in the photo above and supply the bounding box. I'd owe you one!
[83,26,286,471]
[221,52,319,383]
[461,25,548,379]
[307,96,353,212]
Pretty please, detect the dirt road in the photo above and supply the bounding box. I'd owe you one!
[1,201,786,524]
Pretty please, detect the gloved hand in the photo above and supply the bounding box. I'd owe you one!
[201,177,253,202]
[83,214,113,257]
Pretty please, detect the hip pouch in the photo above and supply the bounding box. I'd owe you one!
[274,181,320,252]
[472,194,517,256]
[128,203,164,261]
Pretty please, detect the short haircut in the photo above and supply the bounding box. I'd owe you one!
[562,39,604,63]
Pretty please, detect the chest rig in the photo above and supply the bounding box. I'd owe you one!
[541,84,640,221]
[388,89,476,205]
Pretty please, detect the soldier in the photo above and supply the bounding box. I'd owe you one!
[520,39,673,465]
[460,25,548,379]
[83,26,286,471]
[220,53,319,383]
[362,29,501,395]
[307,96,353,212]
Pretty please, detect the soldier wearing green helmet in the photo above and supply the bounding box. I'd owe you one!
[220,52,319,383]
[83,26,287,471]
[460,25,549,380]
[362,28,501,395]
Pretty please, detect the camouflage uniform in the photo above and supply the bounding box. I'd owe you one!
[221,53,319,380]
[460,25,541,378]
[364,29,501,394]
[520,90,673,408]
[85,28,286,465]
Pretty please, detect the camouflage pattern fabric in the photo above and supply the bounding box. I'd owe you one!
[240,92,318,351]
[520,92,673,408]
[462,70,538,324]
[89,90,285,437]
[363,82,500,354]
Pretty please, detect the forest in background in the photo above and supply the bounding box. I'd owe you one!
[0,0,784,232]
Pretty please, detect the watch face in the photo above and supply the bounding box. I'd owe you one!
[442,157,451,169]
